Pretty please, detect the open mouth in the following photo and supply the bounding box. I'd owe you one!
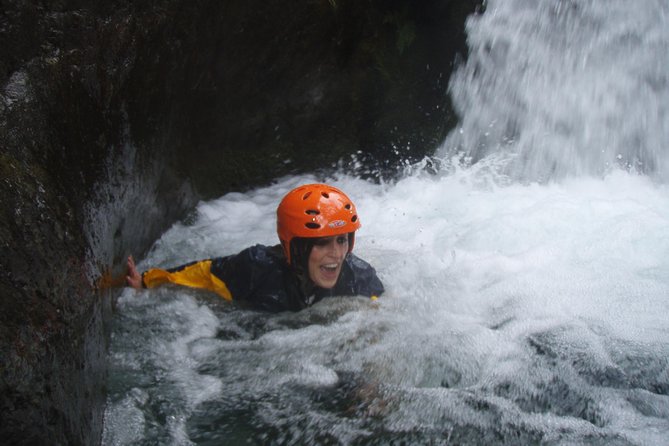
[320,263,340,279]
[321,263,339,273]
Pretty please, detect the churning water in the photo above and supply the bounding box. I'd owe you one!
[440,0,669,181]
[103,1,669,444]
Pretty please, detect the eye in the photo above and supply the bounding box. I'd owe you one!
[336,236,348,245]
[313,237,330,246]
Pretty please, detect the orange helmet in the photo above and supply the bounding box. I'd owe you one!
[277,183,361,264]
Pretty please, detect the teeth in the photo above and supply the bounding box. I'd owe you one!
[322,264,338,270]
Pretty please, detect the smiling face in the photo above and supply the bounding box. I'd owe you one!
[307,235,349,289]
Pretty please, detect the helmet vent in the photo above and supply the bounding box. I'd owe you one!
[302,192,312,200]
[305,222,320,229]
[305,209,320,215]
[321,192,329,198]
[351,215,358,222]
[345,204,352,210]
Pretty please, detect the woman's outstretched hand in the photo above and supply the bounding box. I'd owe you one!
[126,255,143,289]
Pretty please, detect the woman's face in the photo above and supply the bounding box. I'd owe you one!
[307,235,349,288]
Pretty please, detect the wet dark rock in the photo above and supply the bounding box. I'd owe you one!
[1,0,481,443]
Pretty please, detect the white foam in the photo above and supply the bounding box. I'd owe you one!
[439,0,669,181]
[116,169,669,443]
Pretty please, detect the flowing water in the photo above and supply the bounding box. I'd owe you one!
[103,1,669,444]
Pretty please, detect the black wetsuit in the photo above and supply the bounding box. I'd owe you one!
[141,244,384,312]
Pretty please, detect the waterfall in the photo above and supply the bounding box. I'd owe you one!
[439,0,669,182]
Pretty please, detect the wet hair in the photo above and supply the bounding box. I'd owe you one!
[289,237,314,275]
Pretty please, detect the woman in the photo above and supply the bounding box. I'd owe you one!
[126,183,384,312]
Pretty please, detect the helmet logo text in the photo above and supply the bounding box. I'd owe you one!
[328,220,346,228]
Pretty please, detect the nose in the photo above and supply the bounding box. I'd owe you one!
[326,238,345,258]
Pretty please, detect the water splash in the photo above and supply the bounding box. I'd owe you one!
[439,0,669,181]
[104,170,669,444]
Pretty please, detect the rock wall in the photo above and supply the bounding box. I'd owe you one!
[0,0,481,443]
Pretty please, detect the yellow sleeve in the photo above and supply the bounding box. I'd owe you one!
[141,260,233,301]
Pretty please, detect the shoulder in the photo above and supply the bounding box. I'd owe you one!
[346,253,375,271]
[239,244,286,265]
[210,244,285,277]
[209,244,298,311]
[218,244,283,262]
[340,253,384,297]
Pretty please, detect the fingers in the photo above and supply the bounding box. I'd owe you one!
[126,255,142,289]
[126,273,142,289]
